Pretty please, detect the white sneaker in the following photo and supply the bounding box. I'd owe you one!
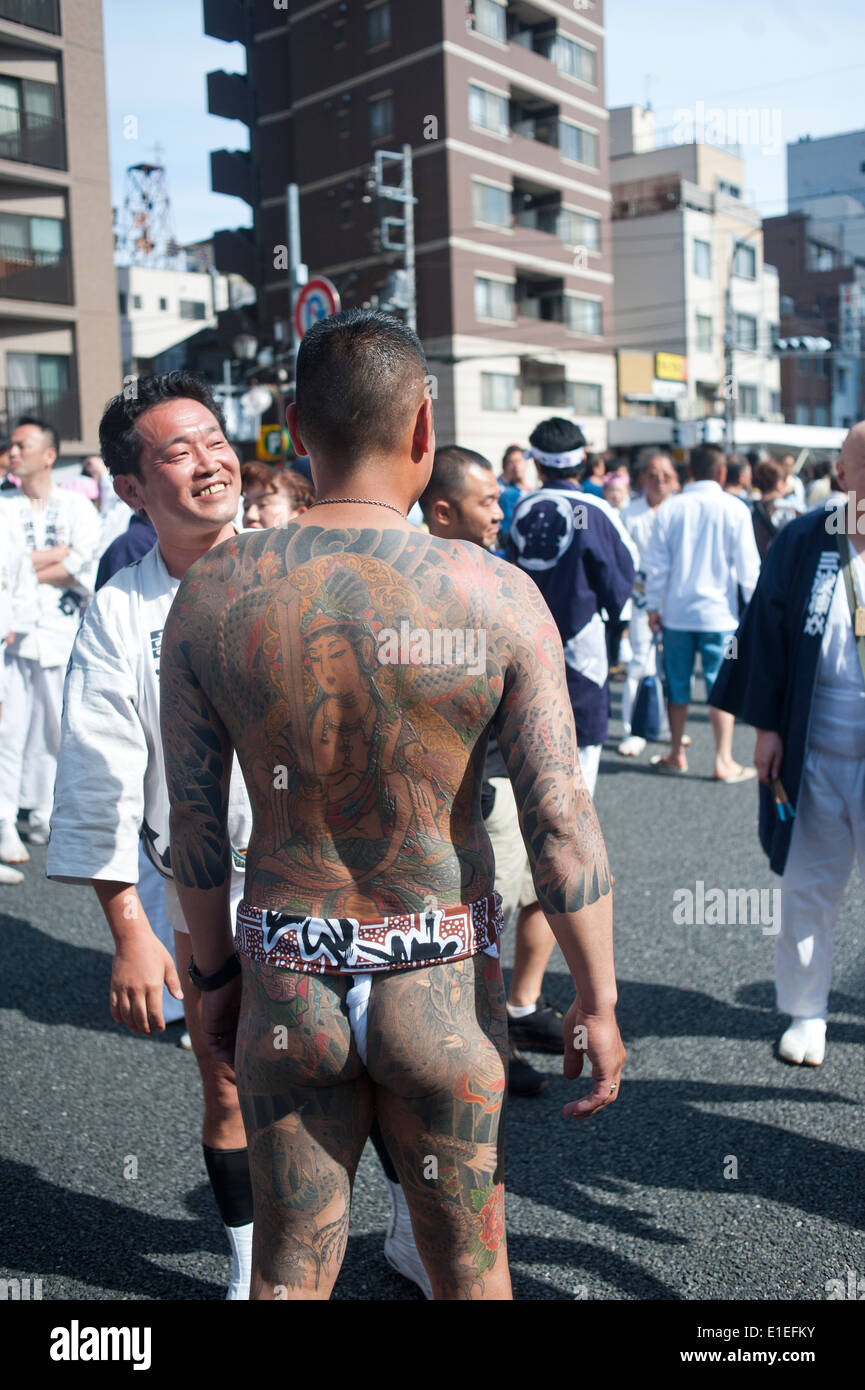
[383,1179,432,1299]
[0,862,24,884]
[617,735,646,757]
[779,1017,826,1066]
[0,822,29,864]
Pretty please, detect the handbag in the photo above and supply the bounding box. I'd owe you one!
[630,635,663,741]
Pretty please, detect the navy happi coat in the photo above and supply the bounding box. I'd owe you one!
[710,503,848,873]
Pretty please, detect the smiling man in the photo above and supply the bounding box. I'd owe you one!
[46,373,256,1298]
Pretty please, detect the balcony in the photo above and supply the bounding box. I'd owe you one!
[207,70,251,125]
[212,226,255,282]
[0,242,71,302]
[517,274,566,323]
[0,0,61,33]
[210,148,254,205]
[0,106,66,170]
[0,383,79,440]
[202,0,245,43]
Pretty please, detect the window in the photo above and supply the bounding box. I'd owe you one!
[159,296,168,311]
[473,0,506,42]
[0,75,58,135]
[732,242,757,279]
[735,313,757,350]
[6,351,70,405]
[738,383,758,416]
[132,293,142,310]
[0,211,64,261]
[369,93,393,141]
[566,295,602,335]
[559,121,599,168]
[796,354,811,377]
[693,239,711,278]
[718,179,741,198]
[559,208,600,252]
[553,34,595,84]
[816,355,829,378]
[570,381,603,414]
[481,373,516,410]
[468,83,508,136]
[696,314,713,352]
[475,275,514,320]
[341,200,353,229]
[118,291,127,315]
[334,17,346,45]
[795,403,810,426]
[814,404,828,427]
[179,300,206,320]
[366,3,391,49]
[769,390,781,415]
[472,180,511,228]
[838,366,849,391]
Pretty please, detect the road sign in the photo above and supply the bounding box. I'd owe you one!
[294,276,341,341]
[257,425,289,461]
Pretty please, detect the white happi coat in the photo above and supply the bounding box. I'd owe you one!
[47,542,252,925]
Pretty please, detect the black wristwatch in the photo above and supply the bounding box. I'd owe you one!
[188,953,241,992]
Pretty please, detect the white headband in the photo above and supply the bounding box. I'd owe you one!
[530,446,585,472]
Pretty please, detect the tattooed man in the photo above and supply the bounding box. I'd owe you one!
[160,310,626,1301]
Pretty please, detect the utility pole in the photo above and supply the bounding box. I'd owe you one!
[724,283,736,453]
[286,182,307,382]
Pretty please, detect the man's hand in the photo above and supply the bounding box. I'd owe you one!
[647,609,663,636]
[110,934,184,1035]
[754,729,783,784]
[200,977,242,1065]
[562,1000,626,1121]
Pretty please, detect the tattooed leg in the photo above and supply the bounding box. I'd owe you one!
[234,958,373,1300]
[366,953,512,1301]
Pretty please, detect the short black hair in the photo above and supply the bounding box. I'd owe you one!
[690,443,727,482]
[528,416,586,456]
[725,461,744,486]
[419,445,494,518]
[98,371,227,478]
[15,416,59,455]
[295,308,427,462]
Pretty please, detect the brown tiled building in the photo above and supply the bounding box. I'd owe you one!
[763,209,864,429]
[0,0,119,453]
[205,0,614,455]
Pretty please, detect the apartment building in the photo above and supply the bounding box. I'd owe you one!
[204,0,614,454]
[764,203,865,430]
[0,0,119,453]
[610,105,781,428]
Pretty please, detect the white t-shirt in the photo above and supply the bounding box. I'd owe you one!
[809,550,865,757]
[1,486,100,666]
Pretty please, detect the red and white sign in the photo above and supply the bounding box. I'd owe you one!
[294,276,341,340]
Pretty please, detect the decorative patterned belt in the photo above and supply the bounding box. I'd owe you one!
[235,892,504,975]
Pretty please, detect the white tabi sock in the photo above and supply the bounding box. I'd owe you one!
[224,1221,253,1300]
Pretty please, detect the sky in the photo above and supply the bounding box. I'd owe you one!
[102,0,865,245]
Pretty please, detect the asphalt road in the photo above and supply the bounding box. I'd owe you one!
[1,687,863,1303]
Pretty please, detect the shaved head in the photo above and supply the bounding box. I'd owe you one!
[838,420,865,496]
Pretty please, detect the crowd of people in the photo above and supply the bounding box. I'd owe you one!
[0,313,860,1300]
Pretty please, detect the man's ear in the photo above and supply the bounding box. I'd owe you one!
[412,395,434,462]
[113,472,145,511]
[286,403,307,459]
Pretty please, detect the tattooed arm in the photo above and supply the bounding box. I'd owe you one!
[160,584,237,1057]
[490,562,625,1119]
